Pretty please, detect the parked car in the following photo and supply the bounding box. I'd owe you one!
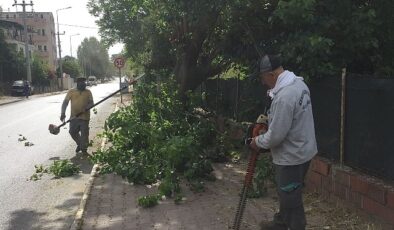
[11,80,33,96]
[87,76,97,86]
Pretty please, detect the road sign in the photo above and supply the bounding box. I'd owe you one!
[114,57,125,69]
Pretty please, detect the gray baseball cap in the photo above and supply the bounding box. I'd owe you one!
[259,54,282,73]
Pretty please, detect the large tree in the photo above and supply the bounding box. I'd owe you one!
[88,0,268,93]
[77,37,111,80]
[58,56,82,78]
[88,0,394,94]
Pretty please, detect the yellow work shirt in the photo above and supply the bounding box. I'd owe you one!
[65,89,93,120]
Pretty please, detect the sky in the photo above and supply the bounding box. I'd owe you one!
[0,0,124,57]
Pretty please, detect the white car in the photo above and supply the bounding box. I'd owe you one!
[88,76,97,86]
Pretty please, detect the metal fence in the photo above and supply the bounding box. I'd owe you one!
[309,76,341,162]
[200,77,271,122]
[200,73,394,181]
[343,74,394,181]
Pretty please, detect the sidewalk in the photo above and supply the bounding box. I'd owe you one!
[76,163,272,230]
[0,90,67,106]
[0,96,23,106]
[75,162,391,230]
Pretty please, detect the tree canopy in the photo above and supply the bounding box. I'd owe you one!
[58,56,82,78]
[77,37,112,79]
[31,54,50,85]
[88,0,394,93]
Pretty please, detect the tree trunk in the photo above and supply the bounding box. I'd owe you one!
[174,54,199,100]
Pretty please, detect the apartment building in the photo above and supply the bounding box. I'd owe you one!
[0,19,35,59]
[0,11,57,71]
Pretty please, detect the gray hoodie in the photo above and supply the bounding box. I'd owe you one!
[256,77,318,165]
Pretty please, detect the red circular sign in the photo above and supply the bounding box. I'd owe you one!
[114,57,125,68]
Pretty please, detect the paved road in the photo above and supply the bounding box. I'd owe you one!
[0,82,119,230]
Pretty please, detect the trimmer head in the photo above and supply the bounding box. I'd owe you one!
[48,124,60,135]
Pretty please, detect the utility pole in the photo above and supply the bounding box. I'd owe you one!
[12,0,33,83]
[56,6,71,90]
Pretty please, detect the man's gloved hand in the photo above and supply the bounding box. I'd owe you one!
[60,113,66,122]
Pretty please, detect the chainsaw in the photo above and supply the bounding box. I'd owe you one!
[232,114,268,230]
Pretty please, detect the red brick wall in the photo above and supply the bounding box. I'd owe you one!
[305,156,394,227]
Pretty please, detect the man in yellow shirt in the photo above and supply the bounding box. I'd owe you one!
[60,77,94,154]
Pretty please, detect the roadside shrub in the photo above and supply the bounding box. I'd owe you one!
[91,77,219,203]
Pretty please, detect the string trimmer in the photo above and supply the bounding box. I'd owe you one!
[49,77,141,135]
[232,114,268,230]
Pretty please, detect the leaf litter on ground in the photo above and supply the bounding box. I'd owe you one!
[29,160,80,181]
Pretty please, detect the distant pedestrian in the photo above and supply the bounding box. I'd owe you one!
[23,81,30,99]
[60,77,94,154]
[250,54,318,230]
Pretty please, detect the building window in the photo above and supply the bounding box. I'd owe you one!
[6,14,9,19]
[44,45,47,52]
[38,45,42,51]
[41,14,44,19]
[42,29,45,36]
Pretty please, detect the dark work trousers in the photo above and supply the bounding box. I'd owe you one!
[69,119,90,151]
[274,160,311,230]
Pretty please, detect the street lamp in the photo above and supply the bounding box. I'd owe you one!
[56,6,72,90]
[69,33,80,58]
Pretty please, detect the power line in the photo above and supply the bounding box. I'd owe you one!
[59,23,98,29]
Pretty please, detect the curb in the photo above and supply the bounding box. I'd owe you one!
[70,102,118,230]
[0,99,23,106]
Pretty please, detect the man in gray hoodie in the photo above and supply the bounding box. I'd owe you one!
[250,55,317,230]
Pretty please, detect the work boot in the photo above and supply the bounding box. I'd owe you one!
[259,221,288,230]
[75,146,81,153]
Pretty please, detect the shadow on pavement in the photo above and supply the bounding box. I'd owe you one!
[49,157,60,161]
[46,153,93,176]
[55,198,81,211]
[7,209,47,230]
[8,208,76,230]
[69,153,94,174]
